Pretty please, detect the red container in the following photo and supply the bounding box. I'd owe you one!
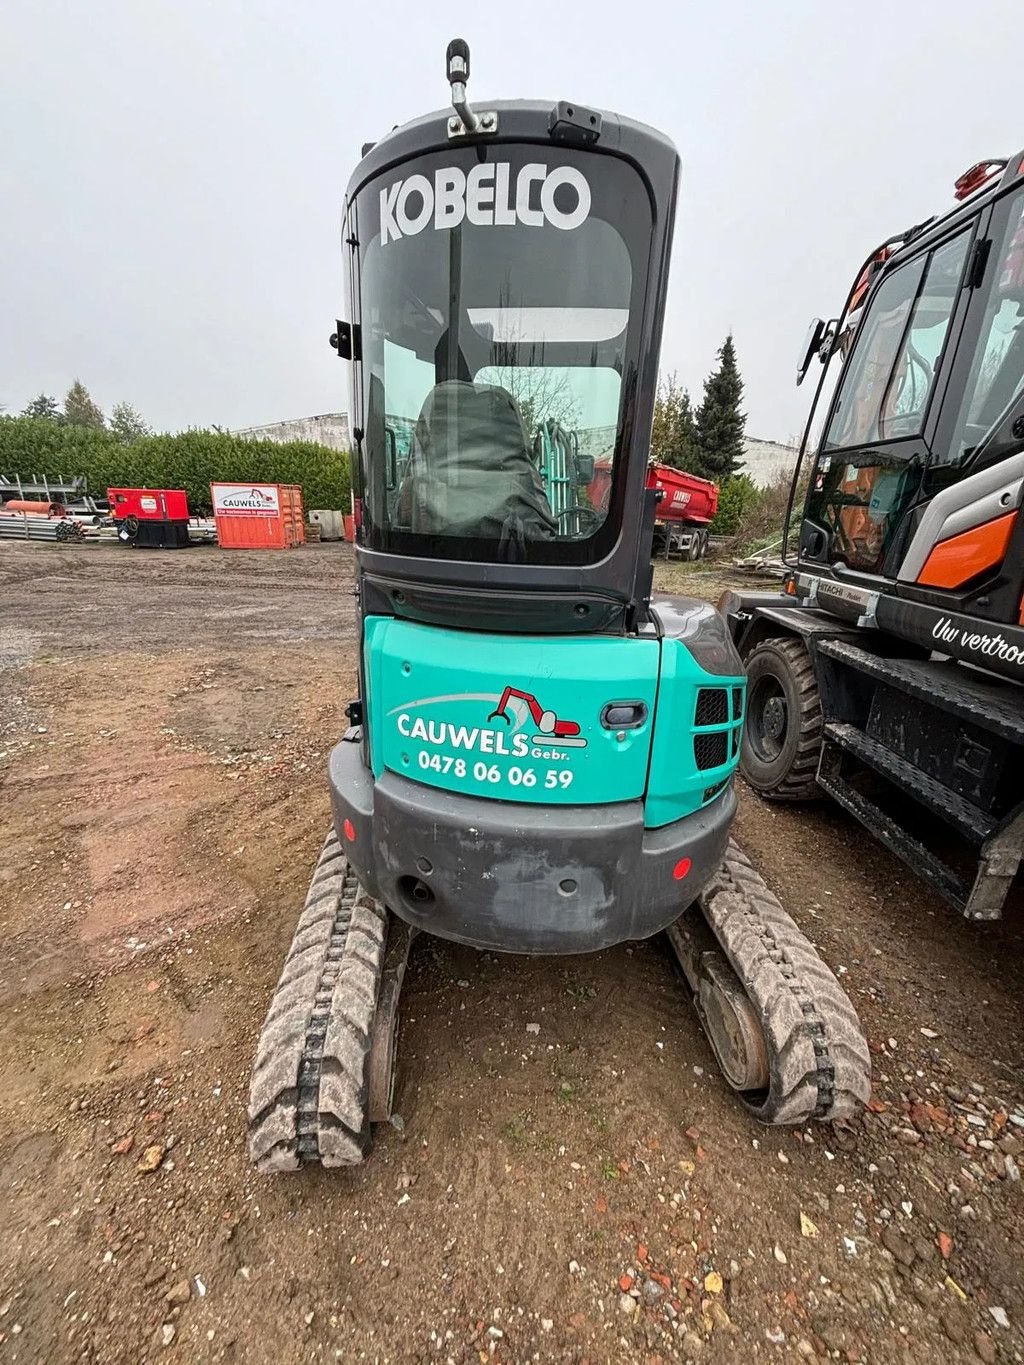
[343,513,355,542]
[211,483,305,550]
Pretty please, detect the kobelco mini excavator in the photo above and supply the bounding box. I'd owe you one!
[247,41,870,1171]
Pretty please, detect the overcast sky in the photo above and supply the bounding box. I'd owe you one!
[2,0,1020,442]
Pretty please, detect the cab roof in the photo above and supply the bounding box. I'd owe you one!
[345,99,679,211]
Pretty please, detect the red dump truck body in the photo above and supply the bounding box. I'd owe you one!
[646,463,718,527]
[588,459,718,558]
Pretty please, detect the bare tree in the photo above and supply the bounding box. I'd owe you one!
[483,288,582,441]
[110,401,152,443]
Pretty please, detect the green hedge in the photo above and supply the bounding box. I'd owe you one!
[710,474,759,535]
[0,418,351,514]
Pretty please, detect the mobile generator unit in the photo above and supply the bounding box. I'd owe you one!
[247,42,870,1171]
[723,155,1024,921]
[108,487,191,549]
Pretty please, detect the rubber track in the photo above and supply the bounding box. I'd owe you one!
[699,841,871,1124]
[247,831,387,1172]
[747,636,823,801]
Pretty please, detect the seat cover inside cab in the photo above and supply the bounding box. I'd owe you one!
[403,380,557,542]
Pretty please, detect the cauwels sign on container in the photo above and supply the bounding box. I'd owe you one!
[213,484,280,517]
[380,163,591,245]
[389,685,586,794]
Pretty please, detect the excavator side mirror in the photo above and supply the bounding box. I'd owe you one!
[796,318,826,386]
[330,321,360,361]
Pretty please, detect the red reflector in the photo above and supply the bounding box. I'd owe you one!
[343,819,356,842]
[673,857,692,881]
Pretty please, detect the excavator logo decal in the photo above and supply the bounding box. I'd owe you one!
[380,164,592,244]
[487,686,587,749]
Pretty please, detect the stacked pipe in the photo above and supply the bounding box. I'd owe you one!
[0,512,85,541]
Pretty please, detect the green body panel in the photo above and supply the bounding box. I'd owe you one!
[363,617,744,821]
[644,639,745,828]
[364,617,658,805]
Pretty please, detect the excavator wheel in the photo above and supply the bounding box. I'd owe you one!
[668,841,871,1124]
[741,636,823,801]
[247,830,406,1172]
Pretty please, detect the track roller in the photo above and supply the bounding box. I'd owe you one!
[668,840,870,1124]
[247,830,411,1172]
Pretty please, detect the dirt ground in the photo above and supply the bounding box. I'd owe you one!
[1,540,1022,1365]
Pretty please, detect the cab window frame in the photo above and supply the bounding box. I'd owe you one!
[348,143,654,567]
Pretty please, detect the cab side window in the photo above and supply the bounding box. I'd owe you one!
[879,232,970,438]
[825,230,971,451]
[825,259,926,450]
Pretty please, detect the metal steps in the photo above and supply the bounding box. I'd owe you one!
[816,753,971,912]
[816,639,1024,746]
[823,722,995,843]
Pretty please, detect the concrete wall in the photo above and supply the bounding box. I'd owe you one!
[232,412,351,451]
[742,437,798,489]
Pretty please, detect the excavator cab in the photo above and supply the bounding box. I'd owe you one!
[794,157,1024,606]
[246,42,869,1174]
[342,87,674,594]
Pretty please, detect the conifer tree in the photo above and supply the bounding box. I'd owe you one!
[63,380,105,429]
[695,335,746,480]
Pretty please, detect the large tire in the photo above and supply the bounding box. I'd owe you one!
[741,636,822,800]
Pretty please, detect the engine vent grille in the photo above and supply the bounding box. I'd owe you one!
[695,688,729,727]
[694,731,729,771]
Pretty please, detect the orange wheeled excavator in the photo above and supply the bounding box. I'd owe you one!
[722,155,1024,920]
